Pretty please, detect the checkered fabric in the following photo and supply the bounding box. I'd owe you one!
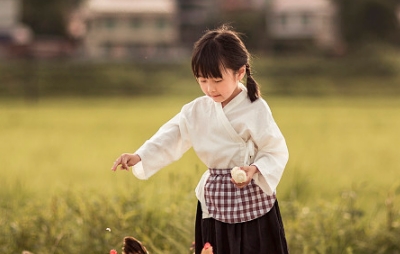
[204,168,276,224]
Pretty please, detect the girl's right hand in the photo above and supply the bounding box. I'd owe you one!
[111,153,141,171]
[231,165,259,188]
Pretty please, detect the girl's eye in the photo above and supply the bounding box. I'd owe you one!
[215,79,222,83]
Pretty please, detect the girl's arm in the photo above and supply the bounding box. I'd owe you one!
[110,111,192,179]
[249,100,289,194]
[252,121,289,195]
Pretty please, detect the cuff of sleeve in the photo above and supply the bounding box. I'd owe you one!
[132,161,148,180]
[253,173,274,195]
[251,163,275,195]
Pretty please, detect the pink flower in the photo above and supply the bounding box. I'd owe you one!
[201,242,213,254]
[110,249,118,254]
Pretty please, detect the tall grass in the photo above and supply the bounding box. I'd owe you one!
[0,96,399,253]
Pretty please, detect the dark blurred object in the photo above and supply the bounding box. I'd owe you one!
[334,0,400,47]
[0,0,33,58]
[21,0,81,37]
[177,0,218,47]
[122,236,148,254]
[28,35,76,59]
[0,0,80,59]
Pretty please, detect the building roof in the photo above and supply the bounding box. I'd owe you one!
[219,0,265,11]
[271,0,334,13]
[84,0,177,14]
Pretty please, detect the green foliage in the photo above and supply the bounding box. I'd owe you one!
[1,183,399,253]
[216,11,267,50]
[1,189,195,253]
[1,50,400,99]
[334,0,400,46]
[21,0,81,36]
[283,186,400,254]
[0,60,197,99]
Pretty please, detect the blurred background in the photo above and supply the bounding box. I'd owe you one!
[1,0,400,253]
[1,0,400,98]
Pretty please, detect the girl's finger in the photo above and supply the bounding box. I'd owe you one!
[121,154,130,170]
[111,157,122,171]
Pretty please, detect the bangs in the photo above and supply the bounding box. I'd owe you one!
[191,39,226,79]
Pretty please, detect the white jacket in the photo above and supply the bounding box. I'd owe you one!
[132,84,289,218]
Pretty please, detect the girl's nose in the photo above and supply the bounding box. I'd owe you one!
[208,84,216,92]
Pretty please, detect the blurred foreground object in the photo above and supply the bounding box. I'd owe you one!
[123,236,148,254]
[0,0,33,58]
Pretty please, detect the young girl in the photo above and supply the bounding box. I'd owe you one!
[111,25,289,254]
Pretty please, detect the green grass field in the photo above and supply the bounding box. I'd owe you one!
[1,95,400,253]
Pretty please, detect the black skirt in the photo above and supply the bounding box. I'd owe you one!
[195,200,289,254]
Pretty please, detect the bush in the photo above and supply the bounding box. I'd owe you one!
[1,185,399,253]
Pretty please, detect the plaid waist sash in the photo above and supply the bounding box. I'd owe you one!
[204,168,276,224]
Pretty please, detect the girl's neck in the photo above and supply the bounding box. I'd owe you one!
[221,86,242,108]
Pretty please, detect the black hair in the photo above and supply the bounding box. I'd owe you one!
[191,25,260,102]
[123,236,148,254]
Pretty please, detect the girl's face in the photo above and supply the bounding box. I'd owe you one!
[197,66,245,107]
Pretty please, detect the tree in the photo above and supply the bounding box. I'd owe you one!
[21,0,81,36]
[334,0,400,47]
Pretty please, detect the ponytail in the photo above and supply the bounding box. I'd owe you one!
[245,64,260,102]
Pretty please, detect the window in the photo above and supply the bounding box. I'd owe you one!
[86,20,92,31]
[302,13,311,27]
[157,18,168,29]
[104,17,116,29]
[131,17,142,28]
[103,41,113,56]
[279,13,287,27]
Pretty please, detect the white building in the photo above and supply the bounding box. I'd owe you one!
[267,0,342,53]
[71,0,180,59]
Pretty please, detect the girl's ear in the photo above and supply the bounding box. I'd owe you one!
[237,65,246,81]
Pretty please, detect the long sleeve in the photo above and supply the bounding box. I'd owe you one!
[131,88,288,197]
[249,101,289,195]
[252,122,288,195]
[132,113,192,179]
